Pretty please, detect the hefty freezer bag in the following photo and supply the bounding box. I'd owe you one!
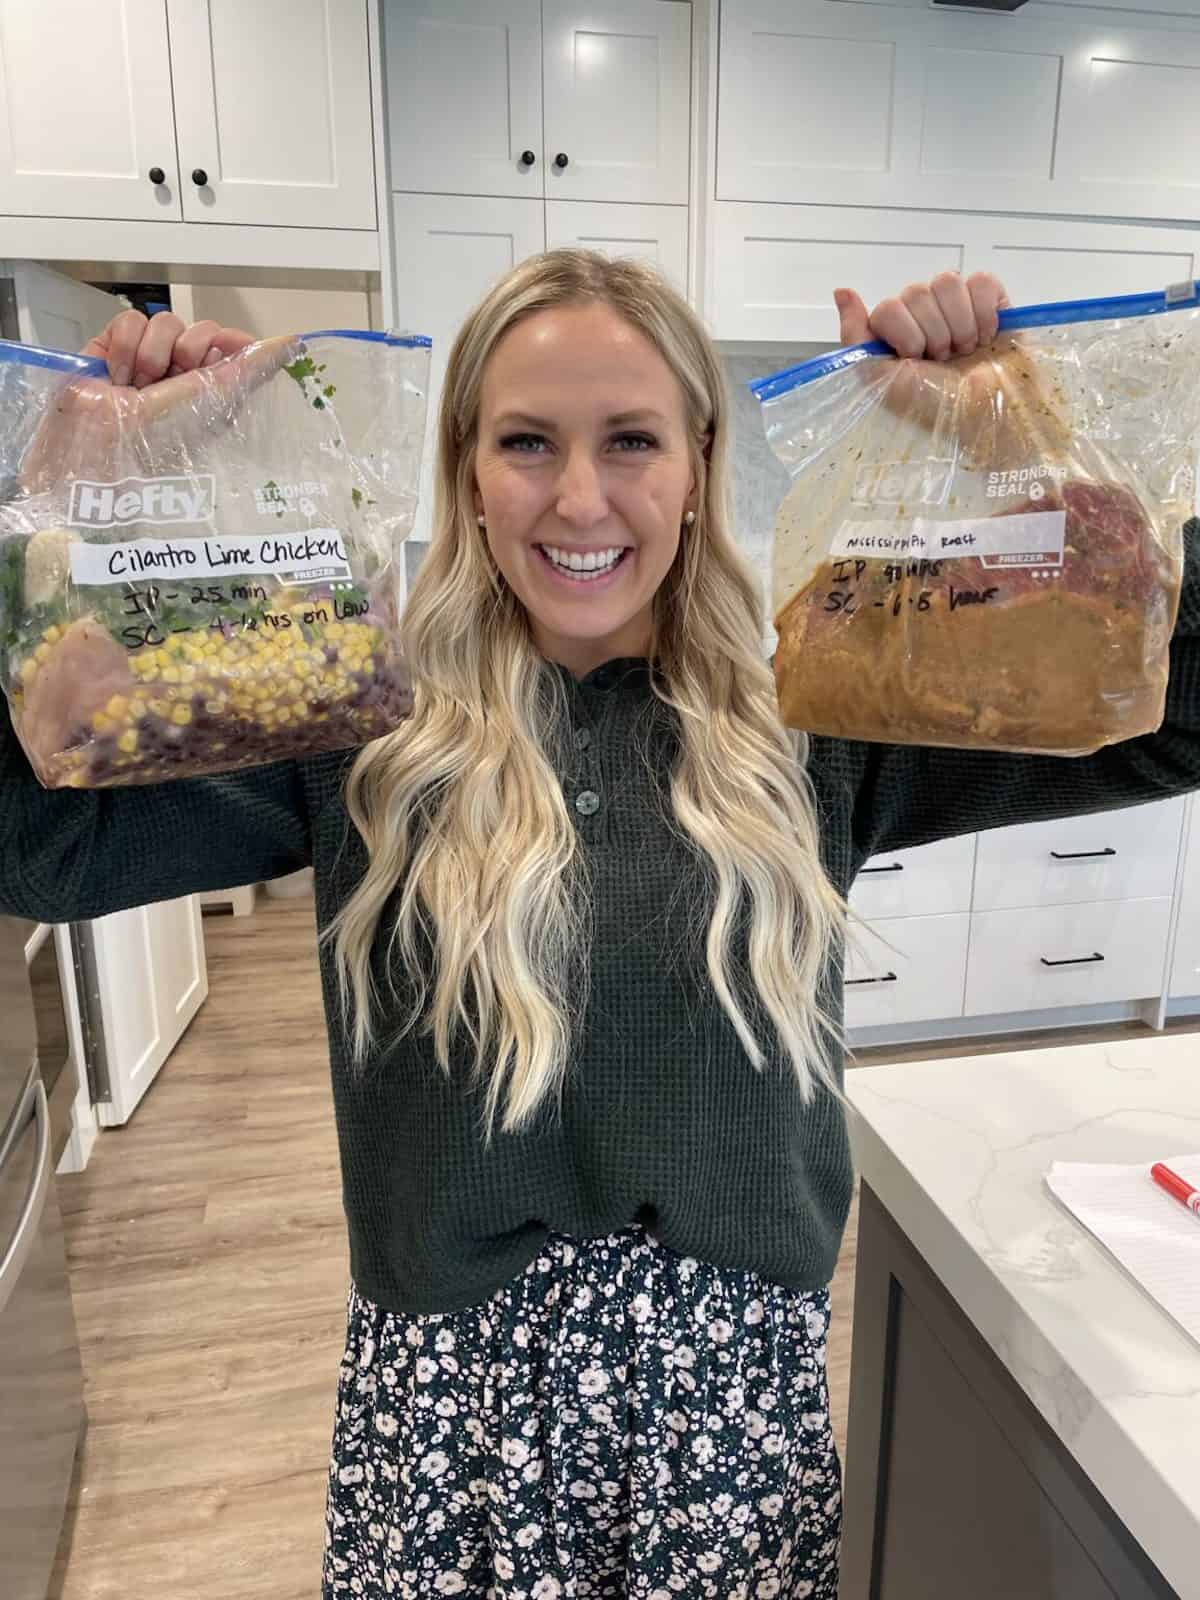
[0,328,429,787]
[753,282,1200,755]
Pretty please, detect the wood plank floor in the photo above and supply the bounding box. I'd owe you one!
[47,893,1200,1598]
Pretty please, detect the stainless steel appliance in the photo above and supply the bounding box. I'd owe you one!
[0,915,87,1599]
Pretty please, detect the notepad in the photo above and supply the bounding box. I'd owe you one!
[1045,1154,1200,1349]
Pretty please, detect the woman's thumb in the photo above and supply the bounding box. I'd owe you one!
[834,288,871,348]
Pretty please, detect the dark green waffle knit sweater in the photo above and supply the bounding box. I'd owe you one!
[4,522,1200,1314]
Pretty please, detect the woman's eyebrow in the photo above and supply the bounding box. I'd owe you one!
[492,408,668,430]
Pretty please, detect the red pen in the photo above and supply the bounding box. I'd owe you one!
[1150,1162,1200,1218]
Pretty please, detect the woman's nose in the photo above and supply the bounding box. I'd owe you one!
[555,452,608,529]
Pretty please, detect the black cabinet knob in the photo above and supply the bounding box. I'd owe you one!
[519,149,536,168]
[553,152,569,170]
[148,166,165,186]
[191,167,209,187]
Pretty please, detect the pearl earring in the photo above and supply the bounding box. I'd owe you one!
[476,513,486,526]
[684,510,696,527]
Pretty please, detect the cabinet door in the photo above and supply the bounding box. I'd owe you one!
[0,0,180,221]
[543,0,691,205]
[2,261,123,355]
[392,192,545,550]
[1170,796,1200,999]
[709,203,1200,344]
[89,897,208,1127]
[545,200,687,290]
[167,0,377,229]
[385,0,543,200]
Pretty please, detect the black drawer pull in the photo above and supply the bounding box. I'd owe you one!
[846,971,898,986]
[1050,847,1116,861]
[861,862,904,875]
[1040,952,1104,968]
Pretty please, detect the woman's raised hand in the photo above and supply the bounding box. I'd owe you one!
[19,310,299,495]
[81,307,255,387]
[833,271,1011,360]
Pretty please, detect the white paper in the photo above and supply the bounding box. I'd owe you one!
[68,530,352,588]
[829,509,1066,567]
[1045,1153,1200,1348]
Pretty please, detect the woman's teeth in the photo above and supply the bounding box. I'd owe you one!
[540,544,626,579]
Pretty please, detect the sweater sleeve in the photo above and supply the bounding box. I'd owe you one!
[816,517,1200,869]
[0,694,313,923]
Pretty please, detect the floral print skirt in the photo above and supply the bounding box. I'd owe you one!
[321,1227,842,1599]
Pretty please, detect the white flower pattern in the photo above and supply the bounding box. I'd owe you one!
[322,1228,840,1598]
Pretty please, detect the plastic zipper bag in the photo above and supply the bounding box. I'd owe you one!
[0,328,430,787]
[753,282,1200,754]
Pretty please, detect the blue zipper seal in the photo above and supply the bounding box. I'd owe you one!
[0,338,108,379]
[749,279,1200,402]
[301,328,432,348]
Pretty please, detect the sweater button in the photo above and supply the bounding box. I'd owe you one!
[575,727,591,750]
[575,788,600,816]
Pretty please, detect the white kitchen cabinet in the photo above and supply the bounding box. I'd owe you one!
[711,205,1200,343]
[0,0,375,234]
[717,0,1200,225]
[973,800,1185,914]
[966,898,1173,1017]
[0,0,180,222]
[545,201,688,290]
[1170,796,1200,999]
[87,897,208,1127]
[844,912,970,1031]
[1,261,123,355]
[385,0,690,205]
[167,0,377,229]
[850,834,976,923]
[542,1,691,205]
[393,192,545,545]
[386,0,543,200]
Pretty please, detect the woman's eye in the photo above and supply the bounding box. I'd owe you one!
[499,433,548,454]
[611,433,658,453]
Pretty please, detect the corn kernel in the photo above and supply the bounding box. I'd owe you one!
[34,641,52,663]
[43,623,63,644]
[149,698,169,718]
[129,697,147,719]
[91,711,114,735]
[259,700,276,716]
[171,705,192,727]
[117,729,138,755]
[162,665,181,684]
[105,694,129,720]
[205,697,226,715]
[20,659,37,684]
[179,664,197,684]
[261,712,277,729]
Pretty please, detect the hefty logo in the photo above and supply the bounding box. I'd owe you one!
[853,459,954,509]
[69,475,215,528]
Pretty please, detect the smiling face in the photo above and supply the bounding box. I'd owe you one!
[473,301,698,678]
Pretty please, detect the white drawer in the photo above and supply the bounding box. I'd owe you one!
[973,800,1184,912]
[965,898,1172,1016]
[844,913,969,1030]
[850,834,977,920]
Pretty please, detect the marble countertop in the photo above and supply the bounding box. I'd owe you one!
[847,1034,1200,1600]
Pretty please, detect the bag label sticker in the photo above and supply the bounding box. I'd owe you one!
[829,509,1066,569]
[69,475,216,528]
[69,531,353,588]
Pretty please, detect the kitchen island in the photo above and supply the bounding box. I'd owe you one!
[841,1034,1200,1600]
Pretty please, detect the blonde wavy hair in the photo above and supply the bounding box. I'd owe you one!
[329,250,845,1134]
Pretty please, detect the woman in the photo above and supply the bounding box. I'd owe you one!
[3,256,1199,1599]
